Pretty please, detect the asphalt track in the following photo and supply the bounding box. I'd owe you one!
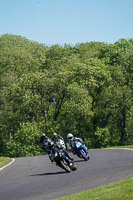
[0,149,133,200]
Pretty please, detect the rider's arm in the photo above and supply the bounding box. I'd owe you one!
[75,137,84,144]
[58,135,63,140]
[40,140,44,148]
[66,142,72,151]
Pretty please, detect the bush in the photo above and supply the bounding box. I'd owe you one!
[6,121,43,157]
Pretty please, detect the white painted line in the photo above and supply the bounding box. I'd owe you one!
[117,148,133,151]
[108,148,133,151]
[0,158,15,171]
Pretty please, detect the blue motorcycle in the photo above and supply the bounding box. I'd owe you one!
[71,140,89,161]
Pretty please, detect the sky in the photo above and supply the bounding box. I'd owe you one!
[0,0,133,46]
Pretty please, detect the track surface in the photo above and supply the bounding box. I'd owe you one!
[0,149,133,200]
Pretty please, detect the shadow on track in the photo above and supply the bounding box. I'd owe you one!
[29,171,66,176]
[74,159,87,162]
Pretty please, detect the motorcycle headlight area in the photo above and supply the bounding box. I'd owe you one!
[76,142,81,148]
[54,152,58,157]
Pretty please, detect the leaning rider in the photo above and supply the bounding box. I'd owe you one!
[40,133,54,162]
[66,133,84,153]
[52,132,64,145]
[52,132,74,161]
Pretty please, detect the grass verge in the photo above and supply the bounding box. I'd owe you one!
[53,177,133,200]
[0,157,12,168]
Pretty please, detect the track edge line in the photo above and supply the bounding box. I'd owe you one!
[0,158,15,171]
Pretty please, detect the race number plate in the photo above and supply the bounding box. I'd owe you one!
[76,142,81,148]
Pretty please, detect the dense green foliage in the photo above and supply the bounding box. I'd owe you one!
[0,34,133,157]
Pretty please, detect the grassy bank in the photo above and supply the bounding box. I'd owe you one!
[0,157,12,168]
[53,177,133,200]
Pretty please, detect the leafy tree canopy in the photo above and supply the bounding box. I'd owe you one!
[0,34,133,156]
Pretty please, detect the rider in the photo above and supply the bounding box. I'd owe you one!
[67,133,84,153]
[40,133,54,162]
[52,132,64,144]
[52,132,74,161]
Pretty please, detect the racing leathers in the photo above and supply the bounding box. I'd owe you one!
[40,136,54,162]
[67,137,84,154]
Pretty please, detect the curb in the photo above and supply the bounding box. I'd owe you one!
[0,158,15,171]
[107,148,133,151]
[118,148,133,151]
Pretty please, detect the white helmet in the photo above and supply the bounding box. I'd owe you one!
[67,133,73,140]
[53,132,57,136]
[42,133,46,137]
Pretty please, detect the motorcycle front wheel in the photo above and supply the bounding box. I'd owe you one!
[70,162,77,171]
[80,149,89,161]
[60,159,71,173]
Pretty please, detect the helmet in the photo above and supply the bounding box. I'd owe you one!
[67,133,73,140]
[42,133,46,137]
[53,132,58,138]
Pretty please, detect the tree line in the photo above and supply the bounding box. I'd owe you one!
[0,34,133,157]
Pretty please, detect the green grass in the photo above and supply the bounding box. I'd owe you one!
[53,177,133,200]
[53,145,133,200]
[0,157,12,168]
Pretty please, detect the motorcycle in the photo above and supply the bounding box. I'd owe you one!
[50,146,77,173]
[71,140,89,161]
